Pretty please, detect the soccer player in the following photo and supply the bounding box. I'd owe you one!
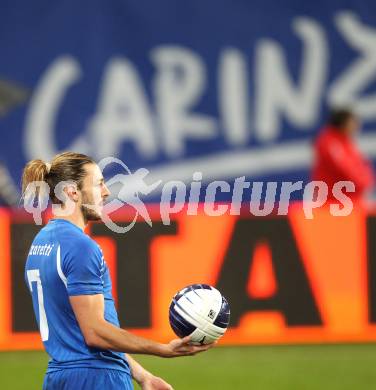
[23,152,213,390]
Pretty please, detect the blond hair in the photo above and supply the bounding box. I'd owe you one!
[22,152,95,203]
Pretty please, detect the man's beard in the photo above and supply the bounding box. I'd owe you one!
[81,191,102,223]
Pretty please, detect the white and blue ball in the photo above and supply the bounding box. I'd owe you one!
[169,284,230,345]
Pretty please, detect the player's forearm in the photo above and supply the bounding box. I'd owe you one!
[87,318,167,356]
[126,354,152,384]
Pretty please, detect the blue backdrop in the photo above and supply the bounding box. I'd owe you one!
[1,0,376,201]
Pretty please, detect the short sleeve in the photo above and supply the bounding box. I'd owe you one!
[63,238,104,296]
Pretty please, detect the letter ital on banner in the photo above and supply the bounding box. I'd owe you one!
[3,208,376,350]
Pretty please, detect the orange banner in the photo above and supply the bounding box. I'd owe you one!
[1,204,376,350]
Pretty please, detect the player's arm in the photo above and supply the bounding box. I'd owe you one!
[69,293,212,358]
[126,354,173,390]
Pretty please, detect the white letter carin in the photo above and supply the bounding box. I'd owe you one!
[218,49,250,146]
[89,58,157,159]
[24,56,81,160]
[152,46,216,157]
[255,17,328,142]
[328,12,376,119]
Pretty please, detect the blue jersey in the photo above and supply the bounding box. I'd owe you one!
[25,219,130,375]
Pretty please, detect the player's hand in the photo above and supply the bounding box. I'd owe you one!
[161,336,215,358]
[140,374,173,390]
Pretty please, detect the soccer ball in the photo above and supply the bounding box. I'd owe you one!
[169,284,230,345]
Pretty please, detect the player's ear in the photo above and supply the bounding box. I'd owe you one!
[65,183,80,203]
[53,181,79,204]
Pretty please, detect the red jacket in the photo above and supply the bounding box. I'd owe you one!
[311,126,374,201]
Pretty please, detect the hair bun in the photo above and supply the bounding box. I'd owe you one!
[21,159,49,193]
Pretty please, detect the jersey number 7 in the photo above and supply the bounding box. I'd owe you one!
[27,269,49,341]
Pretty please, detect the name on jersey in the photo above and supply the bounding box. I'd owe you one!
[29,244,54,256]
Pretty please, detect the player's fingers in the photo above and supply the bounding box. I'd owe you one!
[175,344,197,355]
[182,346,205,356]
[179,345,196,354]
[180,336,191,345]
[204,341,217,349]
[176,341,214,355]
[182,349,197,356]
[192,344,213,353]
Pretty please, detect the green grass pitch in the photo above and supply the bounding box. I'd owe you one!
[1,344,376,389]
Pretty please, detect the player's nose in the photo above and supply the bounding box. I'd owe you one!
[102,183,110,198]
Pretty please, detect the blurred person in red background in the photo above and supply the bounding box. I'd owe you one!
[311,108,375,204]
